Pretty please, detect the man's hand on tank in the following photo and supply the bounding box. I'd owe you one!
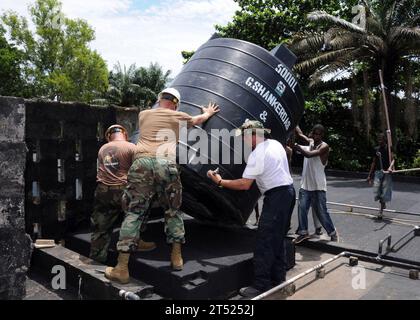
[202,102,220,116]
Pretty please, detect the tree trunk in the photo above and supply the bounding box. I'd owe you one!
[362,69,372,140]
[381,61,397,148]
[351,76,361,130]
[378,94,387,134]
[404,62,417,138]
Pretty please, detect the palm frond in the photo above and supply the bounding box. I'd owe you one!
[412,14,420,26]
[363,1,387,32]
[106,85,121,98]
[391,0,416,26]
[365,35,386,53]
[403,48,420,56]
[90,98,109,106]
[105,86,122,104]
[328,33,358,50]
[394,27,420,40]
[308,77,352,91]
[289,33,324,55]
[294,48,355,74]
[308,50,361,88]
[389,27,420,48]
[127,83,141,94]
[366,16,384,36]
[384,0,398,31]
[308,11,366,34]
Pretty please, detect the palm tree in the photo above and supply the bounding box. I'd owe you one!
[104,62,171,109]
[134,62,171,107]
[106,62,142,107]
[290,0,420,139]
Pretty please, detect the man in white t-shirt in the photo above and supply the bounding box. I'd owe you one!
[293,125,338,244]
[207,120,295,298]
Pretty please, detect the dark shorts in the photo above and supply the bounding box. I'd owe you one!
[374,170,392,203]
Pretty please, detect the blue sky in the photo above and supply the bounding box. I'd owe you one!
[0,0,239,77]
[131,0,165,11]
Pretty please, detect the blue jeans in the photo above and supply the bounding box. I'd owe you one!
[254,185,295,291]
[296,189,336,236]
[373,170,392,203]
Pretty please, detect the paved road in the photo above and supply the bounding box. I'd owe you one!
[270,247,420,300]
[249,174,420,263]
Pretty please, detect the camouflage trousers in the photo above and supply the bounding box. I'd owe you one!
[117,157,185,253]
[90,184,125,263]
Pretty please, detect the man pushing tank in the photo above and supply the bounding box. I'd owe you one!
[105,88,220,284]
[207,120,295,298]
[90,124,156,264]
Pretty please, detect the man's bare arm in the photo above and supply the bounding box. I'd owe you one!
[295,126,311,145]
[220,178,255,191]
[294,142,329,158]
[190,102,220,126]
[387,159,395,172]
[367,158,376,184]
[207,170,254,191]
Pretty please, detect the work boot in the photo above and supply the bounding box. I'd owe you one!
[104,253,130,284]
[239,286,263,298]
[171,242,183,271]
[137,239,157,252]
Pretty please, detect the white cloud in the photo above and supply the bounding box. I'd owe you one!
[1,0,239,77]
[0,0,32,16]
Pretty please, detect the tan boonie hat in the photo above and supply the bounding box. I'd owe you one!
[235,119,271,137]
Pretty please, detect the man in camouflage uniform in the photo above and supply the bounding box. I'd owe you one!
[90,125,156,264]
[105,88,220,284]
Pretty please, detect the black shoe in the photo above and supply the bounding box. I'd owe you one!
[239,286,263,298]
[315,227,323,236]
[293,234,310,244]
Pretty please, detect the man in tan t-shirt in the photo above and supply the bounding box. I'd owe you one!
[105,87,219,284]
[90,125,156,264]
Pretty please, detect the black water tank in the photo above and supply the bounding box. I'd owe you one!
[171,37,304,226]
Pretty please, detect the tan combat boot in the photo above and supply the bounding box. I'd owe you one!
[171,242,183,271]
[137,239,157,252]
[104,253,130,284]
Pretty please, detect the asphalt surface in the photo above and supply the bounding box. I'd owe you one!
[25,173,419,300]
[249,174,420,264]
[265,247,420,300]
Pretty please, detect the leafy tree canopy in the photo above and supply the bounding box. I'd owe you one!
[290,0,420,139]
[1,0,108,102]
[0,25,26,96]
[215,0,358,49]
[104,62,171,108]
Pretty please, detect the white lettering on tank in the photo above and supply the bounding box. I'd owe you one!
[244,77,291,130]
[275,63,297,93]
[245,77,254,87]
